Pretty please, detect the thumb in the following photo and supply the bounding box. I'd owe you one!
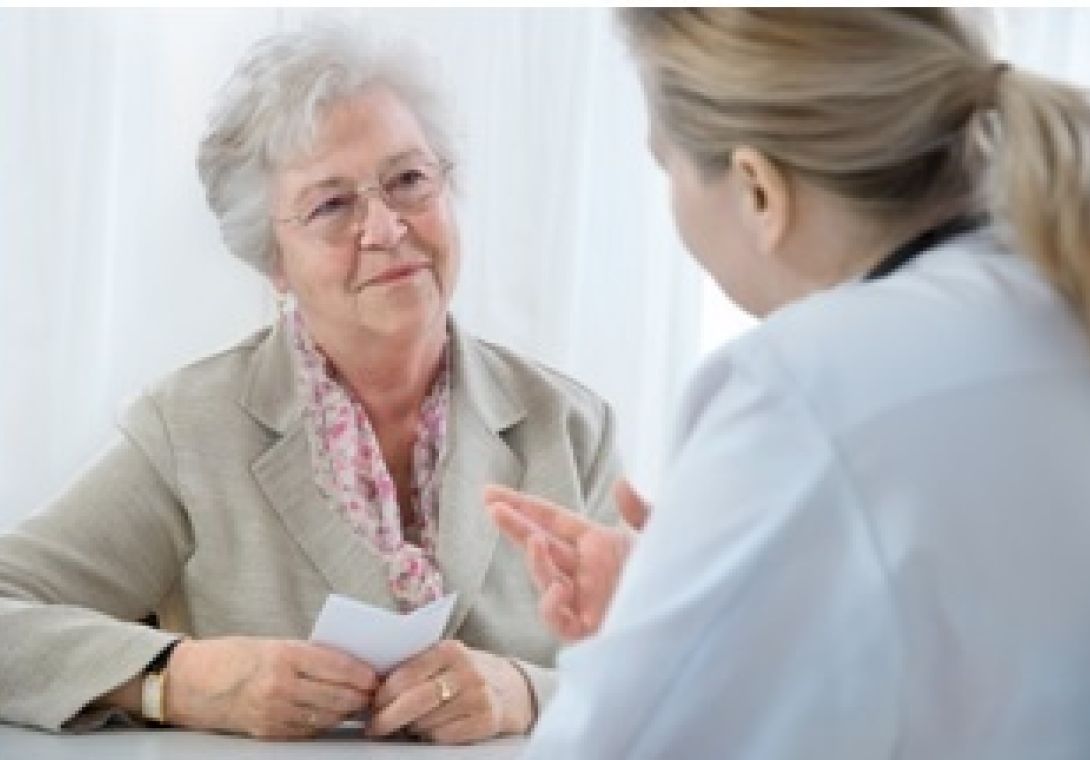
[613,478,650,531]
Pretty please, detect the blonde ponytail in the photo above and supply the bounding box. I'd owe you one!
[991,67,1090,323]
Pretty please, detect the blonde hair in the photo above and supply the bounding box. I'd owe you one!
[619,9,1090,323]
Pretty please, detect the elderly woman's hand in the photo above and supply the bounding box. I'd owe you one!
[164,637,377,740]
[365,640,534,744]
[485,479,649,642]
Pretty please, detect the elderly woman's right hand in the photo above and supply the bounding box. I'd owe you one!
[164,637,377,740]
[485,479,649,642]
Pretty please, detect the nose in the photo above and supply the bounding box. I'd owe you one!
[357,195,408,250]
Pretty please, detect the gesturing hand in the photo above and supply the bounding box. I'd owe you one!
[366,640,534,744]
[484,479,649,642]
[164,637,377,740]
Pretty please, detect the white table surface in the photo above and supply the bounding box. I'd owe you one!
[0,723,525,759]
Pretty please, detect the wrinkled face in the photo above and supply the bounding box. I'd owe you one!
[648,123,771,317]
[270,85,459,345]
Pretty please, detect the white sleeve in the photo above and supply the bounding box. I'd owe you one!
[524,346,903,759]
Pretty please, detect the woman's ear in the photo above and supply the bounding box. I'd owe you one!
[269,254,289,294]
[730,147,791,258]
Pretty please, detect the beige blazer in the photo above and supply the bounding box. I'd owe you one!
[0,321,619,731]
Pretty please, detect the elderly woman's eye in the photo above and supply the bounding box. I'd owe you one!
[389,168,427,190]
[305,193,355,223]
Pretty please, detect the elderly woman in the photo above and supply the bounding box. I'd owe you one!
[490,8,1090,758]
[0,27,617,743]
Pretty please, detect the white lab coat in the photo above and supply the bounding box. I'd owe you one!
[524,229,1090,759]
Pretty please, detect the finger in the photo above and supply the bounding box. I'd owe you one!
[285,704,341,736]
[254,718,314,741]
[526,535,556,592]
[614,478,650,530]
[484,485,591,543]
[249,668,363,738]
[496,508,577,582]
[489,501,547,550]
[367,675,455,737]
[256,701,332,740]
[288,677,369,719]
[539,580,585,642]
[528,542,585,640]
[527,532,575,589]
[374,640,460,709]
[573,529,628,633]
[409,686,480,732]
[544,537,578,574]
[292,642,378,693]
[426,713,492,745]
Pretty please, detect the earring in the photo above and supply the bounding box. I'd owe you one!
[275,291,296,315]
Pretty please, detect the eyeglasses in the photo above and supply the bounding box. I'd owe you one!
[275,158,452,246]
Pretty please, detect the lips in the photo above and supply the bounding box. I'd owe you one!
[363,262,429,287]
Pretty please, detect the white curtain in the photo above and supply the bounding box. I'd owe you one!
[994,8,1090,79]
[0,8,701,529]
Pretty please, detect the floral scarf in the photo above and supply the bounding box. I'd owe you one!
[284,307,449,611]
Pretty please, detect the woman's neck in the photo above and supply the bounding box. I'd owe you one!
[308,317,448,426]
[782,184,973,296]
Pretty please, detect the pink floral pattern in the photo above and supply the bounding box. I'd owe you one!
[285,307,449,611]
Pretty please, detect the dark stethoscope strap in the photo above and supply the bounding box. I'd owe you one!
[864,213,989,282]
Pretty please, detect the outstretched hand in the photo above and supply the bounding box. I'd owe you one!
[485,479,649,642]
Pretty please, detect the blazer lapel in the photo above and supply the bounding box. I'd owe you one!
[239,319,527,629]
[242,323,395,610]
[252,426,395,609]
[438,323,526,634]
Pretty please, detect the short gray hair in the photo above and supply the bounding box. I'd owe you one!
[197,25,457,275]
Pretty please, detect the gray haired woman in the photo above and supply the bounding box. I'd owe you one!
[0,26,618,743]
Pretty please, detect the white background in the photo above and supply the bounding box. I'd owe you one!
[2,8,1088,529]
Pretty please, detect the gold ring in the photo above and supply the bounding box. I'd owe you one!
[435,674,454,703]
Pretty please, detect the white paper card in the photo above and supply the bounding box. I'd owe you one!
[309,592,458,674]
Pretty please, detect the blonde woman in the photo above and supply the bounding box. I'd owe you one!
[489,9,1090,758]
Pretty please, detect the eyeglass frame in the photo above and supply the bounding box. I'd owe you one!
[273,157,454,244]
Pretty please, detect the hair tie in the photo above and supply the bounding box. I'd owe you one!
[983,61,1011,109]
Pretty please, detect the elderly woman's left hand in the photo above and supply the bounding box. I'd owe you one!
[365,639,534,744]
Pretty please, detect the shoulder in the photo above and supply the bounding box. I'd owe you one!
[453,330,618,497]
[108,325,277,484]
[148,326,270,403]
[458,331,613,429]
[120,325,275,433]
[708,230,1083,437]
